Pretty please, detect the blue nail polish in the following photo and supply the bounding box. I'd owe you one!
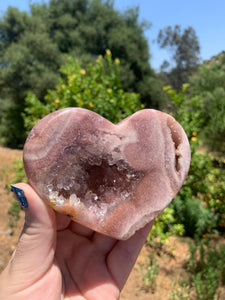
[11,185,28,208]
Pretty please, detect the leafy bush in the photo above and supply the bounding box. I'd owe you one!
[171,198,215,238]
[189,54,225,154]
[170,238,225,299]
[186,239,225,300]
[150,85,225,240]
[147,206,184,245]
[170,280,190,300]
[23,50,143,134]
[139,252,159,293]
[206,164,225,230]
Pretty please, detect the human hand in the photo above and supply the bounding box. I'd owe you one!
[0,183,153,300]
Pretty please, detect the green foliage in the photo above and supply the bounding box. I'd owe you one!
[206,163,225,230]
[11,158,28,185]
[6,158,27,228]
[23,51,143,133]
[168,86,225,236]
[0,6,62,147]
[189,53,225,153]
[8,199,21,228]
[139,252,159,293]
[157,25,200,90]
[186,239,225,299]
[44,0,164,107]
[192,271,221,300]
[170,280,190,300]
[163,84,202,140]
[0,0,166,147]
[149,85,225,241]
[0,105,26,149]
[171,198,215,238]
[147,207,184,245]
[4,158,27,191]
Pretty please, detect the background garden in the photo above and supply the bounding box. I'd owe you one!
[0,1,225,299]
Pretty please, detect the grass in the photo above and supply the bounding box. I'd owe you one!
[4,158,27,229]
[139,252,159,293]
[8,199,21,228]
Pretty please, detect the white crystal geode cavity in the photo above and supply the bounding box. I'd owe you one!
[23,108,191,240]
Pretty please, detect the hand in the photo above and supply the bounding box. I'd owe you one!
[0,183,153,300]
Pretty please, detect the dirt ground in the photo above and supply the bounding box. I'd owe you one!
[0,146,224,299]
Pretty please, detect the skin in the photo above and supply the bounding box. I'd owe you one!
[0,183,154,300]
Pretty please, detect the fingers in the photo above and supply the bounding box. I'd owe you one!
[7,183,56,289]
[107,220,154,290]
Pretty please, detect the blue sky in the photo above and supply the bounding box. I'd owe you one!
[1,0,224,71]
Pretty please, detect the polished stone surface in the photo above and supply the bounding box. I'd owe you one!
[23,108,191,239]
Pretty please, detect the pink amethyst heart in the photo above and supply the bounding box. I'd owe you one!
[23,108,191,240]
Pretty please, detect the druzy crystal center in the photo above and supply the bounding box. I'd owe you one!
[45,144,144,219]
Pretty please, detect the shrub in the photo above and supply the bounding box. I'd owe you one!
[171,198,215,238]
[150,85,225,240]
[147,206,184,245]
[186,239,225,299]
[23,50,143,134]
[189,55,225,154]
[139,252,159,293]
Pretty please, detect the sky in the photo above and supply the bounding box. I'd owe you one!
[0,0,224,71]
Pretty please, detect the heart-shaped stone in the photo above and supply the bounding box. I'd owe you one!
[23,108,191,240]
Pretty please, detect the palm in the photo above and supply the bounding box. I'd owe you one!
[54,213,152,299]
[55,218,119,299]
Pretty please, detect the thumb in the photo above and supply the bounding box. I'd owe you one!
[8,183,56,286]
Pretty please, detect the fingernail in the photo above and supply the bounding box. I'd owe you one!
[10,185,28,208]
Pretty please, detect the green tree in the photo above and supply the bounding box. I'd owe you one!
[23,50,143,133]
[188,52,225,154]
[0,0,166,148]
[44,0,165,107]
[0,7,62,147]
[157,25,200,90]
